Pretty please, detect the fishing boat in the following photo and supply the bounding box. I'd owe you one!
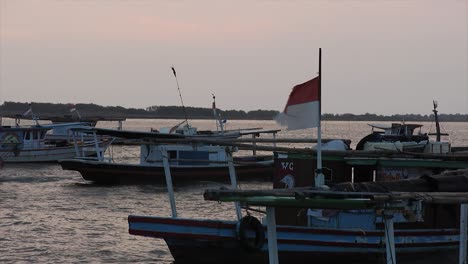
[59,127,277,184]
[0,123,111,163]
[355,101,452,154]
[128,163,468,264]
[127,49,468,263]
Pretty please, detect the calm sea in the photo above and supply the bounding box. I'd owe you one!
[1,119,467,263]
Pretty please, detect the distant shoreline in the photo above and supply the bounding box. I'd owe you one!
[1,101,467,122]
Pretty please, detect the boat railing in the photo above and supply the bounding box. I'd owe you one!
[143,157,272,166]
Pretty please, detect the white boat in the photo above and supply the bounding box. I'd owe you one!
[0,123,111,163]
[356,102,452,154]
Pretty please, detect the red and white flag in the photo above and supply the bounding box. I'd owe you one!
[275,76,320,130]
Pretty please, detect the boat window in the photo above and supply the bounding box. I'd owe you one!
[33,131,38,139]
[25,132,31,140]
[168,151,177,159]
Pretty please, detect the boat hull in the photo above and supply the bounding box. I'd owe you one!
[59,159,274,184]
[128,216,460,264]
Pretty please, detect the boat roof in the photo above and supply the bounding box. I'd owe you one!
[37,122,93,129]
[71,127,281,142]
[368,123,423,130]
[6,114,126,122]
[70,127,185,140]
[0,126,51,132]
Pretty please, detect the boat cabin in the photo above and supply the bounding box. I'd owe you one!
[0,127,50,150]
[369,123,423,136]
[357,123,450,154]
[141,144,229,167]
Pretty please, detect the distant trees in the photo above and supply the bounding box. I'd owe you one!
[1,101,467,121]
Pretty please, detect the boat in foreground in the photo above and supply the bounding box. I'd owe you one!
[129,170,468,264]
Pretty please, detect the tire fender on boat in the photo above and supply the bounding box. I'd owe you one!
[236,215,265,251]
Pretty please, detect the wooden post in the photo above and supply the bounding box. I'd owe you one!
[226,149,242,220]
[266,206,279,264]
[460,204,467,264]
[161,148,177,218]
[252,134,257,156]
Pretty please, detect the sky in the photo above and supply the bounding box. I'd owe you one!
[0,0,467,115]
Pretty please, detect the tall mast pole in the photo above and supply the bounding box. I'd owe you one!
[315,48,324,187]
[171,66,189,126]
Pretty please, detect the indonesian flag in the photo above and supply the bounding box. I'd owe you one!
[275,76,320,130]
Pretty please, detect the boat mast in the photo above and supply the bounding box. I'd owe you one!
[171,66,190,127]
[315,48,324,187]
[212,94,224,133]
[433,100,441,142]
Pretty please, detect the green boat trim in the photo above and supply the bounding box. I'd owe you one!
[345,157,468,169]
[217,195,376,209]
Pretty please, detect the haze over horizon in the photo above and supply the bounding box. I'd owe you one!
[0,0,467,115]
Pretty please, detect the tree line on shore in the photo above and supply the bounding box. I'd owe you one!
[0,101,466,122]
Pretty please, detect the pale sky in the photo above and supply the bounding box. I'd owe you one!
[0,0,467,115]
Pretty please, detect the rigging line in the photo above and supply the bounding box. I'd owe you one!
[171,66,189,126]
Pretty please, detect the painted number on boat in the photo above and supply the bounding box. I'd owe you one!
[281,162,294,170]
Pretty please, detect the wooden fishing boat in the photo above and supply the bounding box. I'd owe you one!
[128,170,468,264]
[127,51,468,263]
[0,124,110,163]
[355,101,453,155]
[59,127,276,184]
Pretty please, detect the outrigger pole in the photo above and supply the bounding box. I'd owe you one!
[171,66,190,126]
[315,48,325,187]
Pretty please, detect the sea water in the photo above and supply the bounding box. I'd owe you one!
[1,120,467,263]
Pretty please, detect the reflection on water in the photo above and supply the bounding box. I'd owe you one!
[0,120,467,263]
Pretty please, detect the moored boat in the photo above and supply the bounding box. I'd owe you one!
[128,170,468,264]
[0,124,110,163]
[127,50,468,263]
[59,127,277,184]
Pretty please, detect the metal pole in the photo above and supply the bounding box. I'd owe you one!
[252,134,257,156]
[162,148,177,218]
[460,204,467,264]
[272,132,277,148]
[384,214,397,264]
[315,48,324,187]
[171,66,189,126]
[71,132,80,157]
[93,132,102,161]
[266,206,279,264]
[226,149,242,220]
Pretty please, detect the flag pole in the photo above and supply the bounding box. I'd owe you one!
[315,48,324,187]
